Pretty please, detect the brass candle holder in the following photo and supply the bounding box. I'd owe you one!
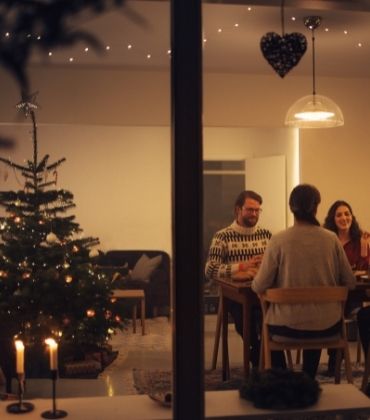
[41,370,67,419]
[6,373,34,414]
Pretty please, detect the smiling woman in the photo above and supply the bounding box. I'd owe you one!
[324,200,370,271]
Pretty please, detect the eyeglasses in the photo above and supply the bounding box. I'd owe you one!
[242,207,262,214]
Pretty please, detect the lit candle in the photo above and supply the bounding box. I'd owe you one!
[15,340,24,374]
[45,338,58,370]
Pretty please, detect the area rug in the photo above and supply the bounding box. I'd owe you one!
[133,364,366,394]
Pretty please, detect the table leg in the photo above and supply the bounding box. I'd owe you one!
[242,298,250,378]
[132,304,137,333]
[221,294,230,381]
[141,296,146,335]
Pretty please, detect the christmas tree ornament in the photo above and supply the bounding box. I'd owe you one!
[260,0,306,78]
[15,92,39,117]
[86,309,96,318]
[65,275,73,283]
[89,248,99,258]
[46,232,58,244]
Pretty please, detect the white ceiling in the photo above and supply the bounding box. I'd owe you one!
[31,0,370,78]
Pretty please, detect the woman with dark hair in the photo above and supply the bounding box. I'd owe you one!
[252,184,355,379]
[324,201,369,376]
[324,200,369,271]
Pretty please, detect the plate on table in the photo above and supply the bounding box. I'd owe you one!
[231,272,253,282]
[354,270,367,277]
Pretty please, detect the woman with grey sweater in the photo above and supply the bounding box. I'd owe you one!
[252,184,356,378]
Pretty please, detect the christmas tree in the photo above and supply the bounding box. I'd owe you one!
[0,99,123,357]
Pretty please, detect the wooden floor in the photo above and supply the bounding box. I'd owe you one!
[0,315,367,399]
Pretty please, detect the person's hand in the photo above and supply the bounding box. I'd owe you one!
[239,255,263,271]
[360,232,369,258]
[362,231,370,241]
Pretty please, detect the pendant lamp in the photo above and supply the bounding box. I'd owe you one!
[285,16,344,128]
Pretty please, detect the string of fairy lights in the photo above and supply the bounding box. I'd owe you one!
[2,6,366,67]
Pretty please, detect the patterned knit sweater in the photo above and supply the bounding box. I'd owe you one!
[205,220,272,282]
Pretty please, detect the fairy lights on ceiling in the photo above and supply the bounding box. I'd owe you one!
[1,5,367,67]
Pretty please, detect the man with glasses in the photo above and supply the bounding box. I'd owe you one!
[205,190,271,368]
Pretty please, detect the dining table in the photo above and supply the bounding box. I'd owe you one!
[217,270,370,382]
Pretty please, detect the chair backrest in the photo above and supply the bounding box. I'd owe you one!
[259,286,353,384]
[261,286,348,306]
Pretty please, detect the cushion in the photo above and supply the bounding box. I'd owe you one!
[131,254,163,283]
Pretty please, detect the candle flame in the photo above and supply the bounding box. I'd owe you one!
[15,340,24,350]
[45,338,57,347]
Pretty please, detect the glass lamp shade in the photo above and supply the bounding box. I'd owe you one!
[285,94,344,128]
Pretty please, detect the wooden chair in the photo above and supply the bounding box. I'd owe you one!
[259,286,353,384]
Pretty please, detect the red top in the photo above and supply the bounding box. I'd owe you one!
[343,239,369,270]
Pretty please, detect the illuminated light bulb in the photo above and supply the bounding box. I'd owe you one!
[63,262,70,269]
[65,275,73,283]
[217,28,222,33]
[291,17,296,21]
[146,54,151,59]
[84,47,89,52]
[15,199,21,206]
[37,35,41,40]
[14,216,21,223]
[358,42,363,47]
[167,49,171,55]
[344,30,348,35]
[106,45,110,50]
[127,44,132,49]
[86,309,95,317]
[5,32,10,37]
[38,219,44,225]
[203,38,207,43]
[48,51,52,56]
[115,315,121,322]
[22,272,31,279]
[247,6,252,11]
[325,28,329,32]
[108,328,114,334]
[69,57,74,62]
[72,245,79,253]
[0,270,8,278]
[234,23,239,28]
[111,297,117,303]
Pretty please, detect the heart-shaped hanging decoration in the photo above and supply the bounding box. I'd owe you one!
[260,32,307,78]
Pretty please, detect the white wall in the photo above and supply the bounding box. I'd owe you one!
[0,123,297,254]
[1,65,370,254]
[0,123,172,253]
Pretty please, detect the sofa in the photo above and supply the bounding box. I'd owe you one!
[97,250,170,317]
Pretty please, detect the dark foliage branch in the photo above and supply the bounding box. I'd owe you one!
[0,0,125,98]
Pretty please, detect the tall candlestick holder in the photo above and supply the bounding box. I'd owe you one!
[6,373,34,414]
[41,370,67,419]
